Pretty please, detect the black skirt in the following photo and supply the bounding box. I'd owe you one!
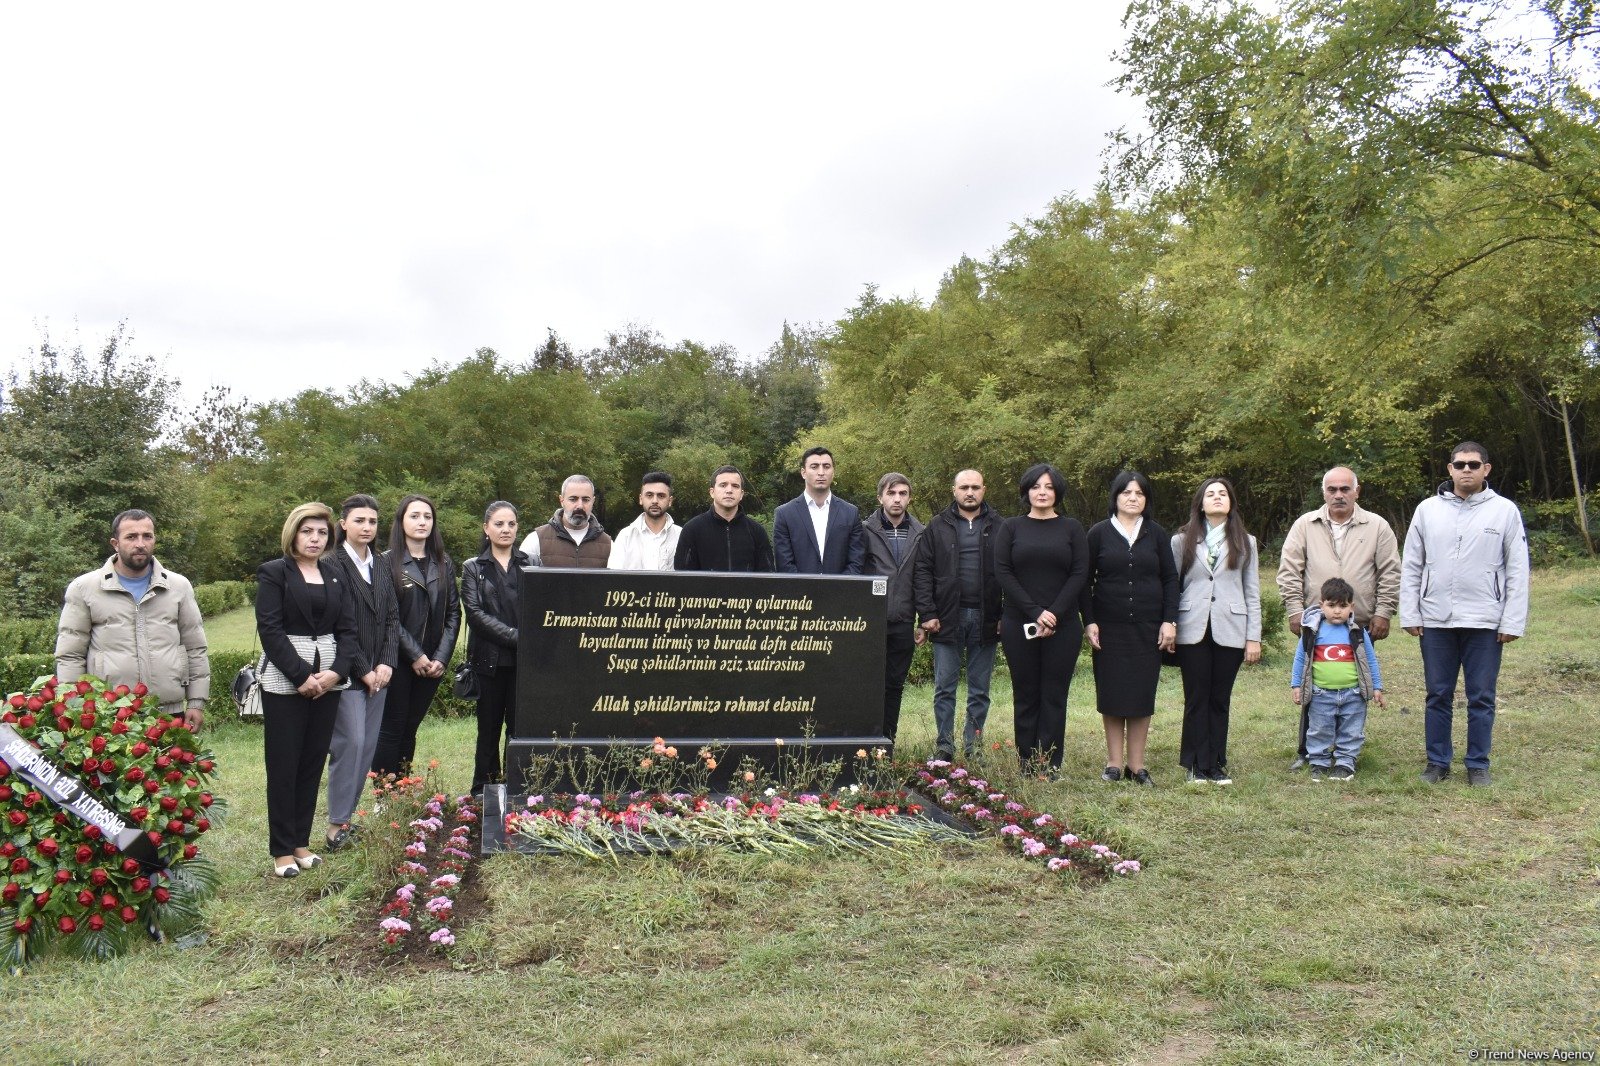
[1091,620,1162,717]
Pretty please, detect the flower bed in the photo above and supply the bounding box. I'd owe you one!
[506,785,967,859]
[916,760,1141,879]
[375,780,479,954]
[0,674,222,965]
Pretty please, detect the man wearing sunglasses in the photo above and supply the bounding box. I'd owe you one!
[1399,442,1530,787]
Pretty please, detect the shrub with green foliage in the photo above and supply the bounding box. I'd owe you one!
[193,580,255,618]
[0,620,58,657]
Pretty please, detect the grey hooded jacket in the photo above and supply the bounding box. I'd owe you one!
[1399,483,1530,636]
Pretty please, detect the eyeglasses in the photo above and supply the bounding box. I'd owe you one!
[1450,460,1484,471]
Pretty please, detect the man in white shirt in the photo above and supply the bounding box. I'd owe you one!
[608,471,681,571]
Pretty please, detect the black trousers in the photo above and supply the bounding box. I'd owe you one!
[1176,633,1244,773]
[263,689,339,857]
[882,624,916,741]
[1000,618,1082,770]
[470,665,517,793]
[371,666,443,778]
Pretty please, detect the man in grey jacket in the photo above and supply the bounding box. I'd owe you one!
[1400,442,1530,786]
[861,472,925,741]
[55,510,210,729]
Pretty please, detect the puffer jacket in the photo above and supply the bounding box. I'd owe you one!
[54,556,210,711]
[1399,484,1530,636]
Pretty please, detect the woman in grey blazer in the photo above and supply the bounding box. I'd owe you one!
[1171,477,1261,784]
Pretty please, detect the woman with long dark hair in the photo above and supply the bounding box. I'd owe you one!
[461,501,529,794]
[256,502,359,878]
[1171,476,1261,784]
[995,463,1089,778]
[322,494,400,851]
[1081,471,1178,786]
[370,493,459,779]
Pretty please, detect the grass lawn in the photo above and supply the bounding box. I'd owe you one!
[204,606,258,654]
[6,566,1598,1064]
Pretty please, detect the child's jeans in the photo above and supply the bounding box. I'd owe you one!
[1306,686,1368,769]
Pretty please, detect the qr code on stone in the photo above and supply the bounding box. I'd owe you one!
[871,579,887,596]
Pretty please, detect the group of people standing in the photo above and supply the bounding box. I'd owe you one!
[49,440,1529,880]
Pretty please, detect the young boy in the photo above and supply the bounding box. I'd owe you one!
[1291,577,1385,781]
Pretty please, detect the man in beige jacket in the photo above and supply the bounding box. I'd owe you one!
[1276,467,1399,769]
[55,510,210,729]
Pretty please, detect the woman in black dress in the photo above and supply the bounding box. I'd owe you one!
[256,502,359,878]
[1081,471,1178,786]
[462,501,529,794]
[371,493,460,779]
[995,463,1089,777]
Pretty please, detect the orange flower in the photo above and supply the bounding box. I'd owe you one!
[856,748,868,759]
[664,746,678,759]
[742,770,755,782]
[639,757,653,769]
[705,759,717,771]
[428,759,440,770]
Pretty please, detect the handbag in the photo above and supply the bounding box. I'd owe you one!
[452,660,480,700]
[231,656,265,718]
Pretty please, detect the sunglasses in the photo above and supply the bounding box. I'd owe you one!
[1450,460,1484,471]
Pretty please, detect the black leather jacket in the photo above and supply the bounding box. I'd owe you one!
[388,550,460,666]
[461,548,527,674]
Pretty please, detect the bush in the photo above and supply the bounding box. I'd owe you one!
[0,654,54,698]
[194,580,255,618]
[0,618,58,656]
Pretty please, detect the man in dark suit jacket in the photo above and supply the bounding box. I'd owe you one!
[773,446,866,575]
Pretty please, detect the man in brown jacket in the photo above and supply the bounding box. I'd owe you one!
[517,475,613,568]
[1276,467,1399,769]
[54,510,210,729]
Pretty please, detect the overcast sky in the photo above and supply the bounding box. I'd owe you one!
[0,3,1142,408]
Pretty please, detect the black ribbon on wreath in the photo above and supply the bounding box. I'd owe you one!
[0,723,166,873]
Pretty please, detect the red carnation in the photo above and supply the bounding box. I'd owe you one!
[0,713,13,724]
[57,916,76,934]
[100,843,117,855]
[122,858,141,874]
[115,707,135,721]
[144,725,163,740]
[159,796,177,812]
[120,906,138,923]
[100,893,117,909]
[13,918,32,934]
[82,698,95,712]
[0,883,17,902]
[75,845,93,864]
[57,716,73,732]
[0,843,15,857]
[165,771,184,783]
[6,695,23,708]
[130,806,149,821]
[114,684,129,697]
[182,844,197,860]
[181,807,195,819]
[153,886,170,904]
[83,825,101,839]
[130,742,150,758]
[198,759,214,773]
[0,759,10,777]
[75,888,95,907]
[17,715,35,729]
[132,683,147,697]
[99,759,117,775]
[6,811,24,828]
[166,819,185,834]
[87,914,104,931]
[110,722,129,735]
[82,757,99,773]
[38,839,59,858]
[179,751,196,764]
[0,785,9,801]
[146,831,162,845]
[200,793,214,807]
[53,868,70,884]
[25,697,43,713]
[154,755,171,769]
[75,681,92,695]
[131,876,151,893]
[90,735,107,753]
[23,791,40,807]
[33,890,50,906]
[144,780,161,793]
[53,812,68,825]
[10,857,28,874]
[89,869,108,887]
[78,712,97,729]
[124,767,145,783]
[184,776,198,788]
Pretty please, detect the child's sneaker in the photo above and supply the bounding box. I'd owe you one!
[1310,764,1331,781]
[1328,765,1355,781]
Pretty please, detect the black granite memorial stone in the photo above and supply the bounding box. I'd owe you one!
[504,568,889,789]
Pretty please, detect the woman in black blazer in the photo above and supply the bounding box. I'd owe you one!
[371,494,460,779]
[1081,471,1178,787]
[256,502,359,878]
[461,501,530,794]
[321,494,400,851]
[995,463,1089,777]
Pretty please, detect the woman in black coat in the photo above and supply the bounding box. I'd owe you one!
[256,502,359,878]
[462,501,529,794]
[1081,471,1178,787]
[370,493,460,779]
[995,463,1089,777]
